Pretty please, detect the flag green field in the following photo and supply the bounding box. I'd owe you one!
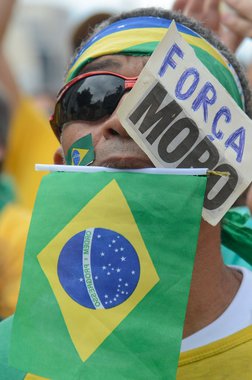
[10,171,206,379]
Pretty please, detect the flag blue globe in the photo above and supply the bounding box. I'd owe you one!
[71,149,80,165]
[57,228,140,309]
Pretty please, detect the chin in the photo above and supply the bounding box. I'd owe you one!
[94,157,154,169]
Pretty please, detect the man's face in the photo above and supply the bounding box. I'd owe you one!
[60,55,153,169]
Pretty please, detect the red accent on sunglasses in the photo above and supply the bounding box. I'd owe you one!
[50,71,138,140]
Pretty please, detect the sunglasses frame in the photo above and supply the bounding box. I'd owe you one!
[50,71,138,140]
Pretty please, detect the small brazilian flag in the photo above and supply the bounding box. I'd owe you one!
[65,134,94,166]
[9,170,206,379]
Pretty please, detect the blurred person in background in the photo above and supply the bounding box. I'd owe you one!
[0,0,63,319]
[71,12,113,52]
[0,4,112,319]
[0,86,30,320]
[173,0,252,269]
[0,0,59,210]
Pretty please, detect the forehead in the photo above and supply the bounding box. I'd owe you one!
[79,55,149,77]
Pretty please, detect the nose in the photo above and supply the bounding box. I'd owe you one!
[101,94,131,139]
[101,113,130,139]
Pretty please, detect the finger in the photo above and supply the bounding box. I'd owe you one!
[221,13,252,38]
[224,0,252,21]
[172,0,203,16]
[172,0,187,11]
[179,0,220,26]
[220,25,242,52]
[183,0,205,16]
[204,0,221,12]
[203,0,222,33]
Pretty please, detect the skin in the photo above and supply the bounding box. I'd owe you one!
[173,0,222,36]
[247,186,252,213]
[173,0,252,53]
[221,0,252,39]
[57,54,242,338]
[247,63,252,88]
[61,56,151,169]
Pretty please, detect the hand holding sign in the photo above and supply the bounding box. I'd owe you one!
[173,0,252,53]
[117,21,252,225]
[221,0,252,40]
[173,0,222,37]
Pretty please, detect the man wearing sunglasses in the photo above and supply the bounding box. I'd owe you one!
[1,7,252,380]
[49,8,252,378]
[51,10,252,379]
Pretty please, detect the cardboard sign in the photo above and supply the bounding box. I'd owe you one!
[117,21,252,225]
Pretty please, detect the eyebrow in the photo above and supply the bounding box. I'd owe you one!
[79,59,122,74]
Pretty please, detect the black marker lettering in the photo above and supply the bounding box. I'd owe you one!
[158,118,199,163]
[129,82,182,144]
[178,136,219,169]
[204,164,238,210]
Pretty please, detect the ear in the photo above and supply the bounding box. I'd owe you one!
[0,146,5,171]
[53,146,65,165]
[0,146,5,162]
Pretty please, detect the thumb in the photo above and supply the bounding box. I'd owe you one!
[172,0,187,12]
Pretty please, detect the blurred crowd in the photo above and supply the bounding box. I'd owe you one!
[0,0,252,320]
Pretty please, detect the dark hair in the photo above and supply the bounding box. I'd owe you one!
[73,7,252,118]
[71,12,112,51]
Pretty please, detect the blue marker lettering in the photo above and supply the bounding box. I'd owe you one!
[225,127,245,163]
[175,68,199,100]
[159,43,184,77]
[212,106,231,140]
[192,82,217,122]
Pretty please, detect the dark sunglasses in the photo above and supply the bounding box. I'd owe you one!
[50,71,138,139]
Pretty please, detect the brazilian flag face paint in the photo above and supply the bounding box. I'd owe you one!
[66,16,244,111]
[65,134,94,166]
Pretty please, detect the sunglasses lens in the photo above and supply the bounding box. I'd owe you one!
[55,75,125,133]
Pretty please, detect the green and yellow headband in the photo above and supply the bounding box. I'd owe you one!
[66,16,244,110]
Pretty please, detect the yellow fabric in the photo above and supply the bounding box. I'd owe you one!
[0,203,31,319]
[11,325,252,378]
[4,98,59,209]
[177,325,252,379]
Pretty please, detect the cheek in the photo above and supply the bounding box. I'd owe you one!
[61,123,94,154]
